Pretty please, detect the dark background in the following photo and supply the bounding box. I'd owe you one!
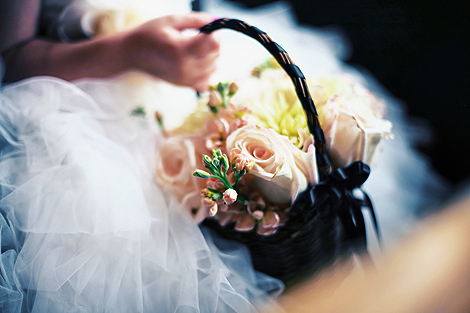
[225,0,470,187]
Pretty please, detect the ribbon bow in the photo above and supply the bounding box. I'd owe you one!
[291,161,381,252]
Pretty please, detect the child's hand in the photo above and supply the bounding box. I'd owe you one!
[125,13,220,91]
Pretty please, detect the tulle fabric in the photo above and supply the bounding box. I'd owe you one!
[0,77,283,312]
[0,0,451,311]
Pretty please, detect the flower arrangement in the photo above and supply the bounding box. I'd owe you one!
[154,62,392,236]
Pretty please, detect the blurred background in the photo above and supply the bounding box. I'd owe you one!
[223,0,470,188]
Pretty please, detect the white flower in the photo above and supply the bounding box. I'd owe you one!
[234,70,393,168]
[310,77,393,167]
[225,125,317,204]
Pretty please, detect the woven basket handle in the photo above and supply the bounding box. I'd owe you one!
[200,18,331,180]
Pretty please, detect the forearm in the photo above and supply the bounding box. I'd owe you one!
[1,13,219,89]
[2,33,130,82]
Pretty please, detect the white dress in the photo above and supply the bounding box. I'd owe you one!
[0,76,284,312]
[0,0,449,312]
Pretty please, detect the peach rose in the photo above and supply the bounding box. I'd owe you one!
[154,136,200,201]
[225,125,318,204]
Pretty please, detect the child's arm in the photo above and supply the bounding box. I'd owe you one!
[1,11,219,90]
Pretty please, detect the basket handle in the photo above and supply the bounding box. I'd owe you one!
[200,18,331,180]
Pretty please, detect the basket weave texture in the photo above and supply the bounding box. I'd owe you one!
[200,19,379,283]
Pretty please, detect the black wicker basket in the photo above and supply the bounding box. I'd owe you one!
[200,19,379,284]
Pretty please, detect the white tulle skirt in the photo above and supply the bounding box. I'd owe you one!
[0,77,283,312]
[0,1,451,311]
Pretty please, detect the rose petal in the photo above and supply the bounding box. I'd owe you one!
[226,125,315,204]
[154,137,200,201]
[252,210,264,221]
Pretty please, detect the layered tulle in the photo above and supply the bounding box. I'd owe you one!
[0,0,451,311]
[0,78,283,312]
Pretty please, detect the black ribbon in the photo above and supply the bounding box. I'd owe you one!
[292,161,381,251]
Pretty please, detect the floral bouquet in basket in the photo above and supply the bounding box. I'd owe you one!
[154,63,392,237]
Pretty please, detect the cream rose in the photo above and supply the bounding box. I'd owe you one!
[310,77,393,168]
[225,125,318,204]
[154,136,200,202]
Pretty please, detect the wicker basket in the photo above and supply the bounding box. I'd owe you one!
[200,19,379,284]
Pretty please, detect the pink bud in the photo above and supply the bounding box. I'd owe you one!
[208,91,223,108]
[154,111,163,122]
[201,188,210,197]
[201,197,218,216]
[209,202,218,216]
[229,148,241,162]
[229,82,239,95]
[252,210,264,221]
[222,189,238,205]
[240,157,254,172]
[229,148,254,172]
[201,196,215,207]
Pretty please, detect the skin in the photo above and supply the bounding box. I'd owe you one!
[0,0,220,91]
[276,192,470,313]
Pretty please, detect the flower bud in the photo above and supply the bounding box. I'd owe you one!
[201,188,210,197]
[202,155,217,174]
[202,196,216,207]
[230,149,255,173]
[222,188,238,205]
[193,169,211,179]
[221,154,229,171]
[208,91,223,108]
[252,210,264,221]
[202,154,212,166]
[213,149,223,159]
[216,82,225,93]
[209,203,218,216]
[229,82,239,95]
[229,148,242,162]
[201,196,218,216]
[244,159,255,172]
[154,111,163,123]
[213,156,220,167]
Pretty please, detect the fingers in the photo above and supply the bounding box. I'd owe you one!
[192,72,214,92]
[188,31,220,56]
[184,24,220,90]
[185,51,219,91]
[132,13,220,89]
[164,13,214,31]
[194,59,219,91]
